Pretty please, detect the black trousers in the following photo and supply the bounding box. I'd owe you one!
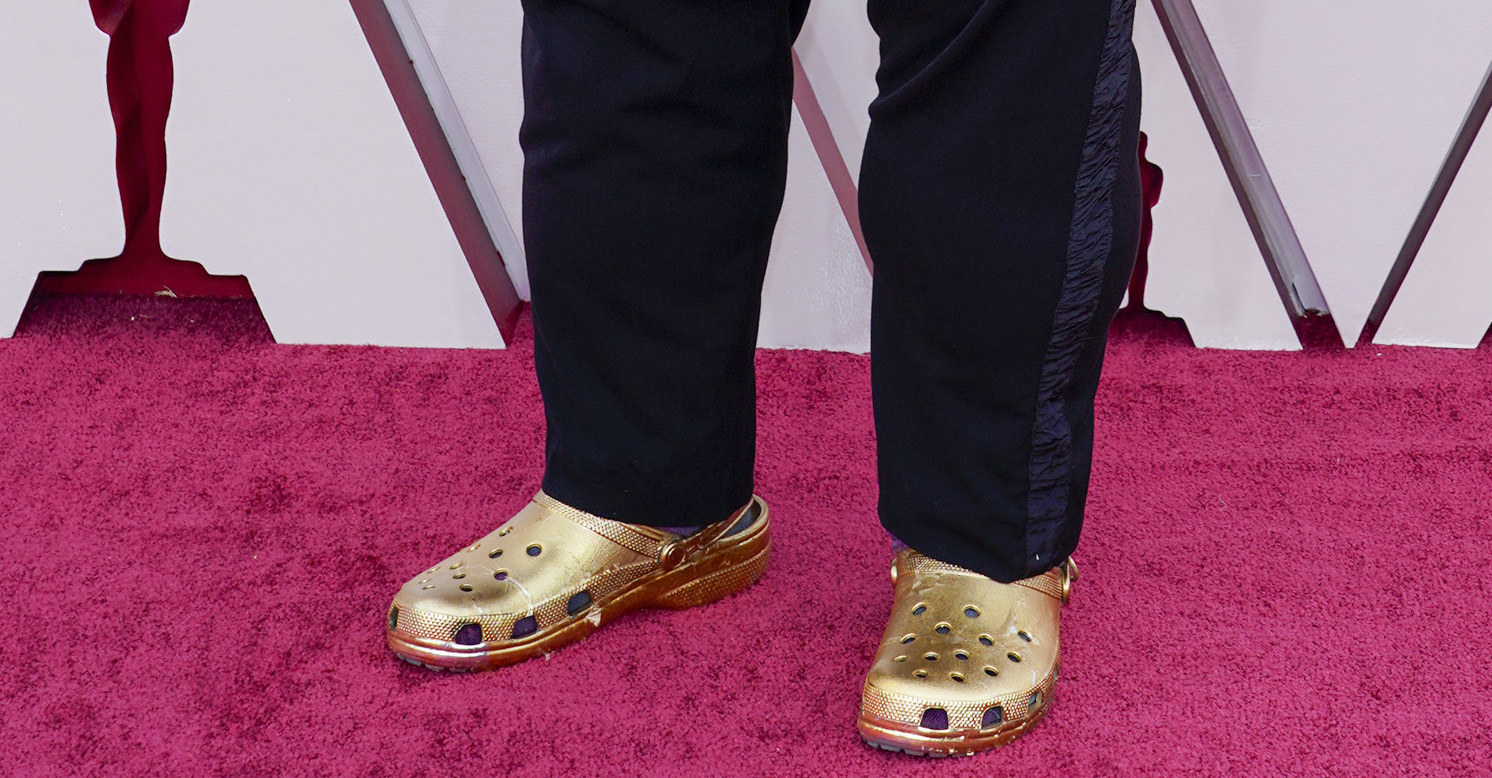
[520,0,1142,582]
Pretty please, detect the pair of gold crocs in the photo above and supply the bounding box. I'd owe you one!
[386,494,1075,757]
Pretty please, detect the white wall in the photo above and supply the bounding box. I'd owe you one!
[1193,0,1492,347]
[404,0,875,352]
[404,0,1321,352]
[417,0,1492,352]
[759,113,872,352]
[1129,4,1302,349]
[399,0,530,300]
[795,0,879,182]
[1376,66,1492,348]
[161,0,504,348]
[0,3,122,337]
[8,1,1491,350]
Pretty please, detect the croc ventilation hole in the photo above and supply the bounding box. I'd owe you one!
[893,656,908,663]
[1018,630,1033,643]
[950,673,965,683]
[911,604,927,616]
[1007,652,1022,663]
[954,651,969,661]
[459,585,474,592]
[964,607,980,618]
[919,708,949,730]
[914,669,929,678]
[984,666,999,677]
[511,616,538,639]
[498,527,512,537]
[494,571,508,581]
[981,706,1004,728]
[488,549,503,559]
[527,544,543,557]
[567,590,593,615]
[453,623,483,645]
[452,573,466,580]
[901,634,916,645]
[978,635,994,647]
[935,623,951,634]
[924,653,939,662]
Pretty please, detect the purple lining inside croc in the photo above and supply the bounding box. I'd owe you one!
[920,708,949,730]
[661,501,759,539]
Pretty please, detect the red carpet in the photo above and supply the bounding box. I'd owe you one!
[2,295,1489,776]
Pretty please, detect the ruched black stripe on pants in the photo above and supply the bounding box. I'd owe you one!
[519,0,1143,583]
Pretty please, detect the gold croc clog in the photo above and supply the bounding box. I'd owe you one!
[858,549,1077,757]
[387,491,769,671]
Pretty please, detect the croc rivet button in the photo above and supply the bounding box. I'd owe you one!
[659,541,686,570]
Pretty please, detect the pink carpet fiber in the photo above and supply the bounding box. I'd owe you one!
[2,295,1490,777]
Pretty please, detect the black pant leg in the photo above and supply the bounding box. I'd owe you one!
[862,0,1143,581]
[520,0,810,527]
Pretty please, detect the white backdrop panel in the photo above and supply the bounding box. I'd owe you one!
[1375,78,1492,348]
[405,0,873,351]
[0,3,121,337]
[402,0,529,300]
[759,113,872,352]
[293,1,1492,351]
[1133,3,1300,350]
[795,0,880,180]
[1193,0,1492,346]
[794,0,1301,349]
[162,1,503,348]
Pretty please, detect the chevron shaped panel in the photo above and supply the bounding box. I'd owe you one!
[1375,63,1492,348]
[1193,0,1492,346]
[1133,1,1301,349]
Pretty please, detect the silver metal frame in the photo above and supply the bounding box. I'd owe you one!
[355,0,523,338]
[1364,59,1492,343]
[1151,0,1331,325]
